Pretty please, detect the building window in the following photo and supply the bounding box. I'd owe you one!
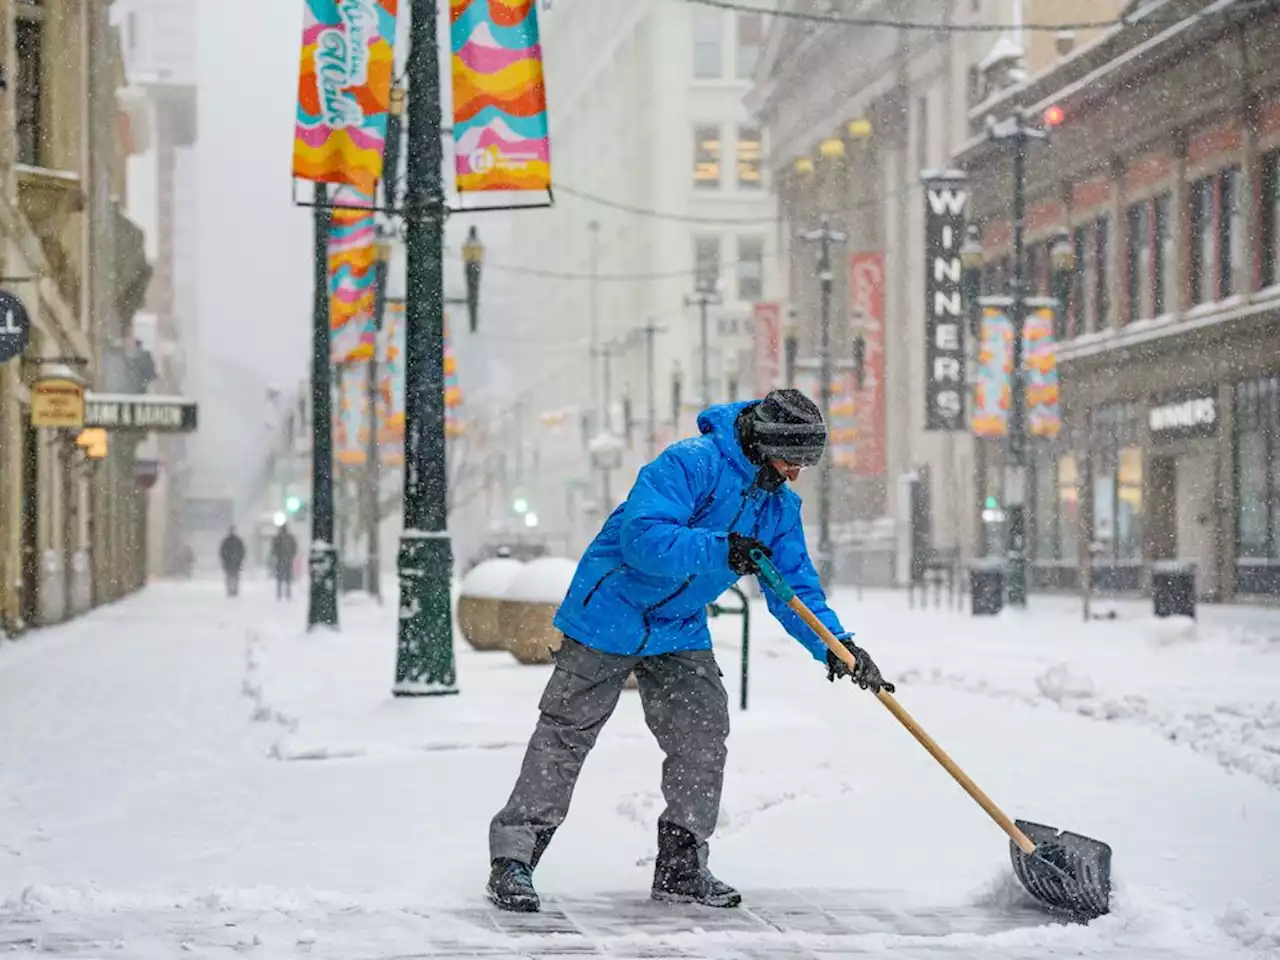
[737,236,763,301]
[14,16,44,167]
[694,235,720,289]
[1059,453,1080,562]
[1034,447,1058,560]
[1072,218,1110,333]
[1124,196,1169,323]
[1190,175,1215,305]
[1263,150,1280,289]
[1155,193,1174,315]
[1219,165,1243,299]
[1091,402,1142,562]
[1069,227,1085,336]
[693,8,722,78]
[693,124,721,189]
[916,95,929,170]
[736,13,763,79]
[1235,375,1280,559]
[737,126,762,189]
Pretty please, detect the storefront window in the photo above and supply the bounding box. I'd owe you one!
[1090,403,1142,562]
[1237,430,1269,556]
[1235,375,1279,559]
[1116,447,1143,560]
[1059,454,1080,562]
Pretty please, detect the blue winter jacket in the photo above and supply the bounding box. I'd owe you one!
[553,401,852,660]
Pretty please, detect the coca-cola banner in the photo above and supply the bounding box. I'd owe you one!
[751,302,781,396]
[849,252,886,476]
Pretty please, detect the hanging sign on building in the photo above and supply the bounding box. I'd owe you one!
[1024,298,1062,439]
[971,298,1014,438]
[292,0,400,194]
[0,289,31,364]
[922,170,969,431]
[451,0,551,193]
[1149,385,1218,441]
[849,251,886,475]
[31,377,86,429]
[84,394,198,432]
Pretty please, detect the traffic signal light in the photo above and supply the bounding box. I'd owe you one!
[286,495,302,515]
[1043,104,1064,128]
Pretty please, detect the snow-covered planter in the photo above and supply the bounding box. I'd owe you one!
[457,558,524,651]
[501,557,577,665]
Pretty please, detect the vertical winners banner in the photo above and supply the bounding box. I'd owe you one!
[328,186,377,364]
[450,0,551,192]
[922,172,969,431]
[292,0,399,193]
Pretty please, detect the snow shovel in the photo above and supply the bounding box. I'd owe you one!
[750,549,1112,922]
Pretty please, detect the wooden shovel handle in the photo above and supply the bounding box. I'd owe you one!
[785,595,1037,854]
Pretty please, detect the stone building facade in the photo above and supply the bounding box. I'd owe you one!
[0,0,152,635]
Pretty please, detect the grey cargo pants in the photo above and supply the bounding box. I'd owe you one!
[489,636,730,868]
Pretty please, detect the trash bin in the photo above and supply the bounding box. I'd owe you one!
[970,558,1004,616]
[1152,560,1196,618]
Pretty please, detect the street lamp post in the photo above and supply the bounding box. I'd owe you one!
[685,280,722,408]
[986,111,1047,609]
[798,219,848,589]
[307,184,339,630]
[394,0,457,696]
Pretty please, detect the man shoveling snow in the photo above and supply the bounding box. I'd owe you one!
[486,390,894,913]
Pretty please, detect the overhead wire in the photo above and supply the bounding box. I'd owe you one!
[682,0,1280,31]
[447,179,920,281]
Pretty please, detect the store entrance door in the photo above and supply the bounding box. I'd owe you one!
[1148,456,1177,559]
[1176,451,1218,599]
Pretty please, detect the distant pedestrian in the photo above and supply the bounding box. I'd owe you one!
[269,523,299,601]
[219,526,246,597]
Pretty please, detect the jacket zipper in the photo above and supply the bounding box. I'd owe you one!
[582,564,625,607]
[689,493,716,526]
[635,576,695,653]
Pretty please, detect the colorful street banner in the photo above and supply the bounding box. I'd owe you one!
[971,301,1014,438]
[335,366,370,465]
[378,301,405,466]
[828,373,857,469]
[328,186,377,364]
[849,252,886,476]
[1025,303,1062,438]
[450,0,551,193]
[375,303,466,463]
[293,0,399,194]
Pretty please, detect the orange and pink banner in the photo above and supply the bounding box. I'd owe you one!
[450,0,551,193]
[292,0,399,194]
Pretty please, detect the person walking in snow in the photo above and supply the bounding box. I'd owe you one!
[486,389,894,914]
[219,526,246,597]
[269,523,298,601]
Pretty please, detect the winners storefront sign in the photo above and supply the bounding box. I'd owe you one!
[84,394,198,433]
[922,171,969,432]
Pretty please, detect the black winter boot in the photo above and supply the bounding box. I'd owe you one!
[486,858,540,912]
[651,822,740,908]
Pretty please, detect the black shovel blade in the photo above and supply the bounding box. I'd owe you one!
[1009,819,1112,922]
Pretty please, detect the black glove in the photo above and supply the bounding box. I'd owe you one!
[727,532,771,576]
[826,638,894,694]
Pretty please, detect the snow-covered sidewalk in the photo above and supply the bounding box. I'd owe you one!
[1,578,1278,958]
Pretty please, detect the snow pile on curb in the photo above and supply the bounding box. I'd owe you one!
[506,556,577,604]
[459,558,525,599]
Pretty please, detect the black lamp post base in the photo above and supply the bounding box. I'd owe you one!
[393,532,458,696]
[307,543,339,630]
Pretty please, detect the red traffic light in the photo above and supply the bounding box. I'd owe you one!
[1043,104,1065,127]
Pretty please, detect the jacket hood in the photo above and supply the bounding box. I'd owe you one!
[696,401,760,480]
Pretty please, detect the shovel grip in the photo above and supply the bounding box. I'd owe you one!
[753,554,1037,855]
